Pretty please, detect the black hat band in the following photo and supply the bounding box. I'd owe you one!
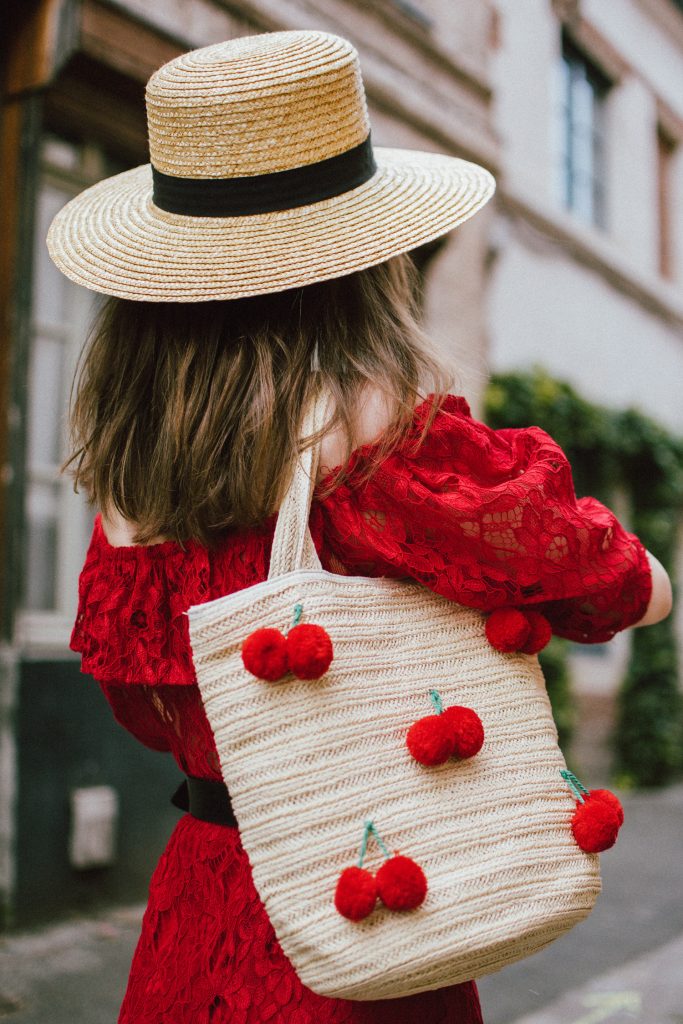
[152,134,377,217]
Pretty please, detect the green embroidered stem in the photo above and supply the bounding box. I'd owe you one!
[291,603,303,629]
[357,820,373,868]
[371,824,391,861]
[357,820,391,867]
[560,769,589,803]
[429,689,444,715]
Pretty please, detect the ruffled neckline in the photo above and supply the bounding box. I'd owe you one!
[71,393,474,685]
[92,514,200,558]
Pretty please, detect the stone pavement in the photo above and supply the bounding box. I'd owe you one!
[1,909,682,1024]
[477,781,683,1023]
[0,782,681,1023]
[0,904,144,1024]
[507,932,683,1024]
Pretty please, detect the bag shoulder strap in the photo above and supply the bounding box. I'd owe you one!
[268,386,331,580]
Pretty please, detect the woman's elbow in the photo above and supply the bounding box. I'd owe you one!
[632,550,673,627]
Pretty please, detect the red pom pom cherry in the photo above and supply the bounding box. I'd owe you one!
[286,623,333,679]
[485,608,531,653]
[571,795,622,852]
[521,610,552,654]
[241,628,288,681]
[588,788,624,827]
[376,855,427,911]
[441,705,485,759]
[334,866,377,921]
[406,715,456,766]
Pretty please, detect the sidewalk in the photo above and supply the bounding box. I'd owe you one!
[1,905,681,1024]
[477,780,683,1024]
[509,932,683,1024]
[0,904,143,1024]
[0,782,681,1023]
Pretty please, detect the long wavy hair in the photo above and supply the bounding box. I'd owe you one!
[61,253,455,550]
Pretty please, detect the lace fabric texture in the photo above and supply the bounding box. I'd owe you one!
[73,395,652,1023]
[120,815,484,1023]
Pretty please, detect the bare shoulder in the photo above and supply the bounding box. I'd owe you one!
[317,385,394,481]
[99,508,171,547]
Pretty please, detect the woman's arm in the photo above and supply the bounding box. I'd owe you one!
[631,550,673,627]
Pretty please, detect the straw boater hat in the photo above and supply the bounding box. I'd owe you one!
[47,30,496,302]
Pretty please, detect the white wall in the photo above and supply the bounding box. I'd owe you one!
[585,0,683,115]
[491,0,683,284]
[489,0,683,428]
[492,0,558,204]
[605,76,660,274]
[488,234,683,430]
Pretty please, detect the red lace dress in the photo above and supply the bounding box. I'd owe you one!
[71,395,652,1024]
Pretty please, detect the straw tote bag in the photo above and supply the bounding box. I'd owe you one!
[186,387,602,1001]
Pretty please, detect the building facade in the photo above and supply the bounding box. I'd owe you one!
[0,0,499,928]
[487,0,683,775]
[490,0,683,424]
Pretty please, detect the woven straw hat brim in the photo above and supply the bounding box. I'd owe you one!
[46,148,495,301]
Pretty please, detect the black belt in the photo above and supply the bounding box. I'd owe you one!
[170,774,238,827]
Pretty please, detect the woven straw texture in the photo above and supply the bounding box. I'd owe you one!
[146,32,370,177]
[186,390,601,1000]
[45,31,495,302]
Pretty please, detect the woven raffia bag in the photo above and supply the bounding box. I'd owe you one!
[186,388,602,1001]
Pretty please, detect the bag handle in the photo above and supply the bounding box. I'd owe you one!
[268,385,331,579]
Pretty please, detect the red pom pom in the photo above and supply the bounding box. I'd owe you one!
[241,628,288,681]
[571,795,622,852]
[485,608,531,653]
[406,715,456,766]
[520,610,552,654]
[588,788,624,827]
[286,623,333,679]
[441,705,485,759]
[376,855,427,911]
[334,866,377,921]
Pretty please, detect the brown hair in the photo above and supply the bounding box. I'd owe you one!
[61,253,455,550]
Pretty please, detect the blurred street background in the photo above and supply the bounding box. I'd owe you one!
[1,0,683,1022]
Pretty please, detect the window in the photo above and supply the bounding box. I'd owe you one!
[553,32,611,229]
[388,0,433,30]
[657,125,677,280]
[18,135,124,652]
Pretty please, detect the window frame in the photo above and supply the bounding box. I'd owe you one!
[554,31,612,231]
[15,136,110,659]
[657,123,678,280]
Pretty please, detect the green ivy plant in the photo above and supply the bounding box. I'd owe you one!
[538,636,576,760]
[484,367,683,788]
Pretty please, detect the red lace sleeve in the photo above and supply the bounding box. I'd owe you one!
[314,395,652,644]
[99,681,173,753]
[69,517,212,684]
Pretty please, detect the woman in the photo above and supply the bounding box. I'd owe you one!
[48,29,671,1024]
